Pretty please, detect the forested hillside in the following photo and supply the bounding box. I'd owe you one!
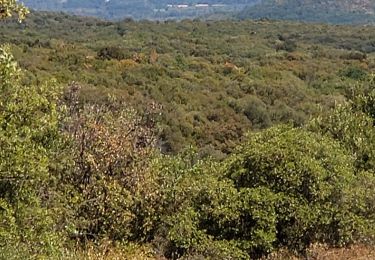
[0,3,375,259]
[1,11,374,155]
[238,0,375,24]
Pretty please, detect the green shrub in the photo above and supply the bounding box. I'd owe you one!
[275,39,297,52]
[350,85,375,120]
[340,66,368,80]
[242,96,271,129]
[150,152,278,259]
[340,51,367,61]
[97,46,129,60]
[0,46,64,256]
[224,125,370,251]
[308,102,375,172]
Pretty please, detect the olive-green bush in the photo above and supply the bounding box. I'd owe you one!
[223,125,374,252]
[0,46,64,257]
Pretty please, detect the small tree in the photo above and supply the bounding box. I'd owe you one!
[62,84,159,241]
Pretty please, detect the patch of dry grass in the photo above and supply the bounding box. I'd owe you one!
[307,244,375,260]
[265,244,375,260]
[63,240,163,260]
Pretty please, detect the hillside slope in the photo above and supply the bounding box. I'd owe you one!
[238,0,375,24]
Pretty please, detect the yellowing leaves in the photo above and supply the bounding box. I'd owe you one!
[0,0,29,21]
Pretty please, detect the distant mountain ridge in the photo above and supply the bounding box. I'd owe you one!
[270,0,374,14]
[21,0,259,20]
[21,0,375,23]
[238,0,375,24]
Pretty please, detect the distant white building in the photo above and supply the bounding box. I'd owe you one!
[177,5,189,8]
[195,4,209,7]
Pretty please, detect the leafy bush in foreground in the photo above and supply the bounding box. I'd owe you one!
[0,46,64,257]
[223,124,375,253]
[145,116,375,259]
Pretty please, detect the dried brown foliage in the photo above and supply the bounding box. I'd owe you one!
[62,82,161,240]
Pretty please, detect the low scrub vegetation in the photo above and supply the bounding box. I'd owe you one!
[1,44,374,259]
[0,3,374,259]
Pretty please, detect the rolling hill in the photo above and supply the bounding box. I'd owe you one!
[238,0,375,24]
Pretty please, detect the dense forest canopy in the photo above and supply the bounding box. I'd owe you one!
[0,2,375,259]
[1,11,374,155]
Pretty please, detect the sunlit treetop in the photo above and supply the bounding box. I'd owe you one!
[0,0,29,21]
